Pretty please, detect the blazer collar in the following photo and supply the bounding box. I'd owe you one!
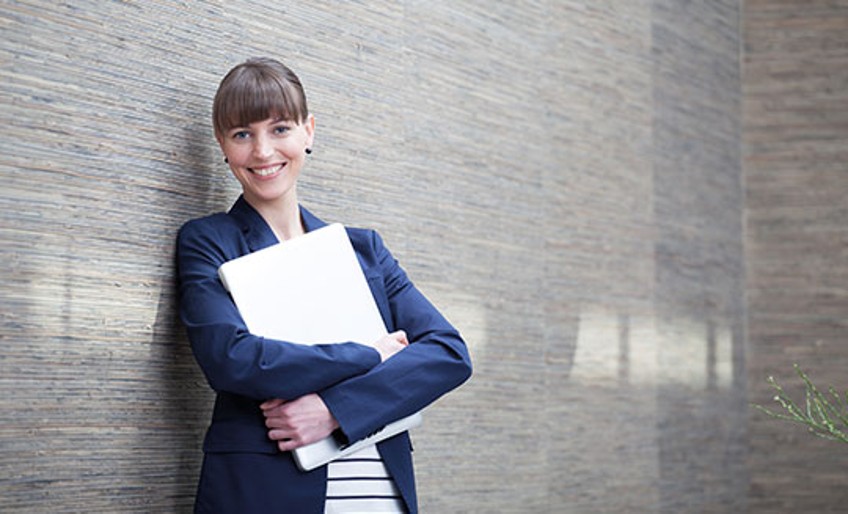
[228,195,328,252]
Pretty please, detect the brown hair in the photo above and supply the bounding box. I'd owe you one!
[212,57,309,136]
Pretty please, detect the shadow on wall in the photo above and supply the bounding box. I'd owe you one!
[152,273,211,508]
[146,114,228,509]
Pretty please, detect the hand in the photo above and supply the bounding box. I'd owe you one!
[260,394,340,452]
[372,330,409,362]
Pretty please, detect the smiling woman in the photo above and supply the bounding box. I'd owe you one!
[213,58,315,240]
[175,57,473,514]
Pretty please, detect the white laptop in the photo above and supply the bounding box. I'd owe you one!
[218,223,422,471]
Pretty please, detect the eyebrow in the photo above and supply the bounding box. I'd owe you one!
[227,116,295,134]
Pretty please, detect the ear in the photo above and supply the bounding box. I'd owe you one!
[304,114,316,149]
[215,133,230,163]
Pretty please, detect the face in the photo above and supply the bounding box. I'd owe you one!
[217,115,315,208]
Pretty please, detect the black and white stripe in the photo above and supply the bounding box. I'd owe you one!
[324,445,405,513]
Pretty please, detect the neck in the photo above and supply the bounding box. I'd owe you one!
[244,191,304,242]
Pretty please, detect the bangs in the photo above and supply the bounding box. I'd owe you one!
[213,61,308,135]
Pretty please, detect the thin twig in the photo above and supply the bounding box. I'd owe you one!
[752,364,848,445]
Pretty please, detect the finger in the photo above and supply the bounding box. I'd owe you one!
[278,439,297,452]
[260,398,286,411]
[261,405,287,418]
[268,428,295,442]
[265,416,289,429]
[393,330,408,345]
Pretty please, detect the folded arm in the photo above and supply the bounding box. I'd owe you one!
[261,330,409,451]
[317,231,473,444]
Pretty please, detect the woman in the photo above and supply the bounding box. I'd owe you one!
[176,57,472,513]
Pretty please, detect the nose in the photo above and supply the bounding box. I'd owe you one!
[252,133,274,160]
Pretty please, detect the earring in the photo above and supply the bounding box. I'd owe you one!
[223,157,229,163]
[305,148,312,155]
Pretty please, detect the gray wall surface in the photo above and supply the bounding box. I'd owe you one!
[0,1,839,512]
[743,1,848,512]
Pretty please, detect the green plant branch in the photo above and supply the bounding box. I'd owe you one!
[752,364,848,445]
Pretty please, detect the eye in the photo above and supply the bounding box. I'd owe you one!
[231,130,251,140]
[273,125,290,135]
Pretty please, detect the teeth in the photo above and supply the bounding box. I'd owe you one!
[252,164,283,177]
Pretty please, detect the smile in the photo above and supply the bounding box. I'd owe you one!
[249,163,286,177]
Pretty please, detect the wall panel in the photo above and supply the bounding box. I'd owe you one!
[2,1,748,512]
[743,1,848,511]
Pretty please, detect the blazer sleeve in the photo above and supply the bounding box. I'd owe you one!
[176,218,381,401]
[318,230,473,443]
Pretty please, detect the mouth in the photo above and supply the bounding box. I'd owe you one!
[249,163,286,177]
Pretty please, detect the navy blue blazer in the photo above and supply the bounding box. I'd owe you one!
[177,196,472,513]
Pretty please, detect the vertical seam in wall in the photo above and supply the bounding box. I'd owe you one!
[738,0,751,394]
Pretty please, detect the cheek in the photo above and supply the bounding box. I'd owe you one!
[281,139,306,157]
[224,146,250,166]
[229,167,251,187]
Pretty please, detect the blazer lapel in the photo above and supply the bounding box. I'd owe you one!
[300,205,328,233]
[227,196,279,253]
[228,196,330,254]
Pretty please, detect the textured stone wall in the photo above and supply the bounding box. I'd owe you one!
[2,1,746,512]
[743,1,848,511]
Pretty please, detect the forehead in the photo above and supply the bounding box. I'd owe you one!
[215,72,307,133]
